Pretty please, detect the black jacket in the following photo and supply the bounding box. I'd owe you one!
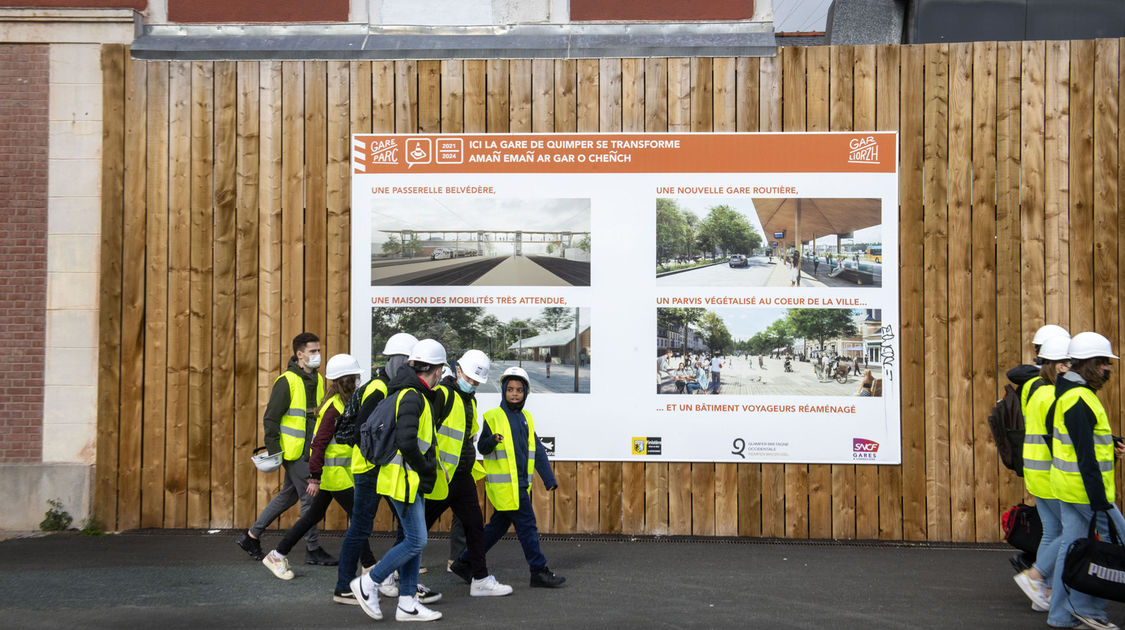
[1006,363,1042,388]
[262,357,321,457]
[387,362,440,495]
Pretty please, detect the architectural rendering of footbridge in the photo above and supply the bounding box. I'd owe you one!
[371,229,591,286]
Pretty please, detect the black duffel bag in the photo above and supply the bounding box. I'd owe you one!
[1063,509,1125,602]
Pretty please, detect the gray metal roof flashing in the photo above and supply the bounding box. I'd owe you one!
[130,22,777,60]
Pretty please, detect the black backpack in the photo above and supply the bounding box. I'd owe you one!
[987,379,1045,476]
[1001,503,1043,558]
[359,392,400,467]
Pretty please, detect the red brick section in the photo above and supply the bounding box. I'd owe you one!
[0,45,49,463]
[571,0,754,21]
[169,0,347,23]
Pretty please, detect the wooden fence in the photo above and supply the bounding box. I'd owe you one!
[96,40,1125,542]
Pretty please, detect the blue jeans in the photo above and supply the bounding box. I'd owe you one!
[368,495,428,599]
[1048,502,1125,627]
[469,488,547,573]
[334,469,382,593]
[1033,497,1063,580]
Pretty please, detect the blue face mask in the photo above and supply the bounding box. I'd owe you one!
[457,377,477,393]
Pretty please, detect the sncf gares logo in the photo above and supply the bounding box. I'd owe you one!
[853,438,879,460]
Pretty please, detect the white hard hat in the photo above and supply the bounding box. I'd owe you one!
[325,353,362,380]
[383,332,419,356]
[501,366,529,384]
[1033,324,1070,346]
[459,349,490,384]
[1068,332,1119,360]
[441,365,453,380]
[251,447,282,473]
[1038,335,1071,361]
[409,338,447,366]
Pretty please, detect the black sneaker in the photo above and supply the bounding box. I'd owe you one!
[305,547,339,566]
[416,583,442,604]
[530,568,566,588]
[333,588,359,605]
[236,532,265,560]
[449,559,472,584]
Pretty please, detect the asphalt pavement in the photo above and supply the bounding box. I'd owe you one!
[3,529,1118,629]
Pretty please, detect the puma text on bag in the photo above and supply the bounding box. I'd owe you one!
[1063,510,1125,602]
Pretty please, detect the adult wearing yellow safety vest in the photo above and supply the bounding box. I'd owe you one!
[429,351,513,597]
[350,339,445,623]
[1012,333,1070,612]
[475,366,565,588]
[237,332,336,567]
[262,354,377,582]
[334,332,419,604]
[1047,332,1125,630]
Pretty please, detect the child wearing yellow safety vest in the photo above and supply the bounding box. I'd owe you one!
[475,366,566,588]
[262,354,376,581]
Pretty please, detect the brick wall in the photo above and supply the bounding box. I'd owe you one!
[0,44,49,463]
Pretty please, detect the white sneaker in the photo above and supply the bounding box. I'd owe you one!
[1014,570,1050,611]
[471,575,513,597]
[1072,614,1121,630]
[262,552,294,580]
[350,576,383,621]
[378,572,399,598]
[396,597,442,622]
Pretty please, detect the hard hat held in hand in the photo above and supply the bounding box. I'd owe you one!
[1033,324,1069,346]
[1038,335,1071,361]
[409,338,447,366]
[383,332,420,357]
[502,366,529,383]
[325,353,363,379]
[1068,332,1119,360]
[459,349,491,384]
[251,446,282,472]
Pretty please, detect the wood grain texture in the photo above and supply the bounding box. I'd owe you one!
[1045,42,1071,330]
[1069,40,1095,334]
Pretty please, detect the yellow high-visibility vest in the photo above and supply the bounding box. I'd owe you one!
[351,377,390,475]
[1021,378,1055,499]
[312,394,354,492]
[1050,387,1115,505]
[480,407,536,511]
[375,388,435,503]
[425,384,479,501]
[276,371,325,462]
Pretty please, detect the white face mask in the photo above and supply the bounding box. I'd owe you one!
[305,353,321,369]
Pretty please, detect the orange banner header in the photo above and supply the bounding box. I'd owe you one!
[352,132,897,175]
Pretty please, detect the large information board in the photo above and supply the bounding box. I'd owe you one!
[351,132,900,464]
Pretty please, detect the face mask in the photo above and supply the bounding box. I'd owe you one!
[457,377,477,394]
[305,353,321,369]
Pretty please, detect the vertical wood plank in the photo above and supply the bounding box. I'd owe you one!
[1045,42,1071,329]
[899,44,927,541]
[946,43,975,543]
[165,60,192,528]
[372,61,395,133]
[1094,40,1119,420]
[486,60,509,133]
[600,58,623,132]
[623,462,646,533]
[715,463,738,536]
[417,59,441,133]
[554,462,577,534]
[1021,42,1047,354]
[599,461,623,534]
[187,61,214,529]
[875,43,904,540]
[668,58,690,132]
[644,58,668,132]
[141,60,169,529]
[829,45,856,540]
[999,41,1030,508]
[350,61,372,134]
[325,60,352,531]
[689,57,712,133]
[96,44,125,530]
[509,59,532,133]
[691,464,716,536]
[923,44,951,542]
[971,41,999,542]
[554,59,578,132]
[736,57,759,135]
[622,58,645,132]
[256,61,284,519]
[118,55,147,531]
[304,62,327,356]
[233,60,260,529]
[463,60,486,133]
[782,45,809,540]
[644,462,669,534]
[577,462,599,533]
[532,58,554,133]
[712,57,736,132]
[577,59,599,132]
[210,60,238,529]
[395,60,418,134]
[668,462,691,534]
[1070,40,1096,334]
